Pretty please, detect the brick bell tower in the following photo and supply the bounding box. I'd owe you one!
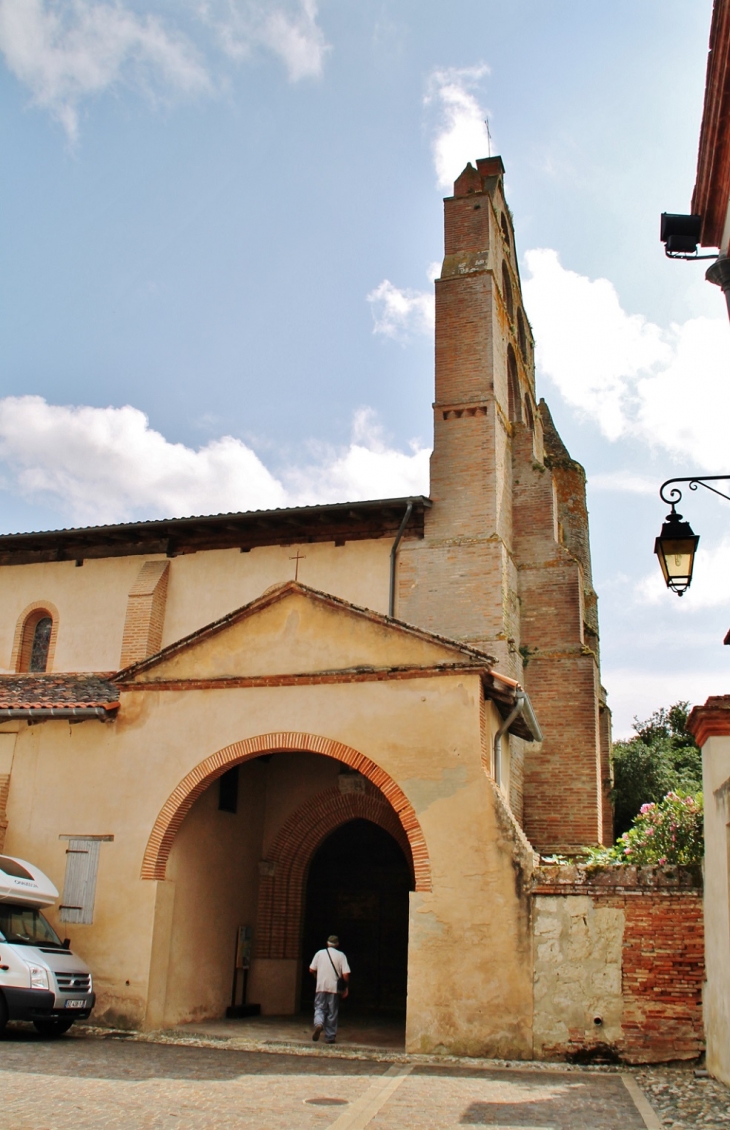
[398,157,611,852]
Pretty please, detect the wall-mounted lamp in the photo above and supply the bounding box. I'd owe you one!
[660,213,705,258]
[654,508,699,596]
[655,476,730,596]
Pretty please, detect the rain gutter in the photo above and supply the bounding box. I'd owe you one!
[0,707,117,722]
[492,688,543,788]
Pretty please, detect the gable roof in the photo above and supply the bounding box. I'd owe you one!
[114,581,536,739]
[116,580,495,679]
[0,496,431,566]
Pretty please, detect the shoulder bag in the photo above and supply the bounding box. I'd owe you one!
[326,948,348,994]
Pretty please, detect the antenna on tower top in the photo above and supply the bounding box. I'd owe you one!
[484,119,492,157]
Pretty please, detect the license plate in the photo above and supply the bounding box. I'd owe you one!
[64,999,86,1009]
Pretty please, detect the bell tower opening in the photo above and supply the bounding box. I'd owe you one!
[300,819,411,1016]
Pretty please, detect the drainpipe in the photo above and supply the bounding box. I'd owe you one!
[388,500,414,618]
[492,689,543,788]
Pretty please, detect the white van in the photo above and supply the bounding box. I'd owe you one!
[0,854,95,1037]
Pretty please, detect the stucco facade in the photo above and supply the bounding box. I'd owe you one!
[0,156,611,1056]
[688,697,730,1085]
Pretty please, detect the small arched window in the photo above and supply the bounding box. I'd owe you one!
[500,213,511,248]
[517,309,527,359]
[524,396,534,431]
[502,262,514,321]
[507,345,520,423]
[16,609,55,673]
[30,617,52,672]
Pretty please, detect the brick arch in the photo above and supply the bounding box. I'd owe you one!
[11,600,59,672]
[255,782,414,960]
[140,732,431,892]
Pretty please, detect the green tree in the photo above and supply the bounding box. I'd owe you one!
[611,702,702,837]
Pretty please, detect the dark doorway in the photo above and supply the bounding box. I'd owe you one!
[300,819,411,1016]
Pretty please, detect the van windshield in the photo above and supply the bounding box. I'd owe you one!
[0,904,63,947]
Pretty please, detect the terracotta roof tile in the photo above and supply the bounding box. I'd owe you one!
[0,674,119,711]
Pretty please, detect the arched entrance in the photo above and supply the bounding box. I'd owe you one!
[143,736,429,1028]
[141,731,430,891]
[300,819,411,1016]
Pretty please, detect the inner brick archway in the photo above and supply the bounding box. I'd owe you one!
[141,732,431,891]
[254,781,413,961]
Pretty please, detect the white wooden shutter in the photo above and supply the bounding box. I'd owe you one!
[60,838,101,924]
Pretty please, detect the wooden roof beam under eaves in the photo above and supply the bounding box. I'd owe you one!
[0,497,431,566]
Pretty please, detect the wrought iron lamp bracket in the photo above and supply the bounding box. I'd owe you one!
[659,475,730,509]
[664,249,719,261]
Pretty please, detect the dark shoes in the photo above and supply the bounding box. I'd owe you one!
[312,1026,322,1042]
[326,1038,336,1044]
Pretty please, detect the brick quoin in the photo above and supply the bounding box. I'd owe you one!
[140,732,431,890]
[254,782,413,961]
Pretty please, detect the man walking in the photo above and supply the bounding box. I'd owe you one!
[309,934,350,1044]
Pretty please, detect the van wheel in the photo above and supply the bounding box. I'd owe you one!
[0,994,8,1034]
[32,1016,75,1038]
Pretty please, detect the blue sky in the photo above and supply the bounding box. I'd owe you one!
[1,0,728,734]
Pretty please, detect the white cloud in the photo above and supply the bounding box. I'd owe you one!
[284,408,430,502]
[199,0,329,81]
[424,64,491,190]
[0,0,328,139]
[367,279,435,340]
[0,0,209,140]
[605,665,726,739]
[589,470,658,495]
[0,396,429,528]
[523,248,730,463]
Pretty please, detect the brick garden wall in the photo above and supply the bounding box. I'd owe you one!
[533,865,704,1064]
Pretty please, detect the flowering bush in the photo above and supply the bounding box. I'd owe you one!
[611,702,701,836]
[586,790,704,867]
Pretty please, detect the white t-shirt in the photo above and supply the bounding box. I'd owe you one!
[309,946,350,993]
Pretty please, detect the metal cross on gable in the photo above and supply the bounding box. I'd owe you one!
[289,549,306,581]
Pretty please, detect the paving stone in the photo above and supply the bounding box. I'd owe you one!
[2,1024,728,1130]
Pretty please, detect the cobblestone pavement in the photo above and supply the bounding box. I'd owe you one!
[634,1065,730,1129]
[0,1023,728,1129]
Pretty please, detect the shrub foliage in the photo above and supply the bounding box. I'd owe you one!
[588,790,704,867]
[611,702,702,836]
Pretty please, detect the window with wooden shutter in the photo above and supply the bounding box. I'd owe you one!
[59,838,102,924]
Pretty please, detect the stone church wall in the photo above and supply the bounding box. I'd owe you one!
[533,865,704,1064]
[0,539,394,676]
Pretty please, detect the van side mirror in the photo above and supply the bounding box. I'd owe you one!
[62,938,71,950]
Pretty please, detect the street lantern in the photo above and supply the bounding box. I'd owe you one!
[654,508,699,596]
[655,476,730,597]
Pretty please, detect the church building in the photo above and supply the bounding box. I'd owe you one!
[0,156,610,1057]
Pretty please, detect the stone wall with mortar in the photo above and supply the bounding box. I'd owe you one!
[533,865,704,1064]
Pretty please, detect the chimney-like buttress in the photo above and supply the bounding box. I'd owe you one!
[397,157,610,853]
[399,156,539,661]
